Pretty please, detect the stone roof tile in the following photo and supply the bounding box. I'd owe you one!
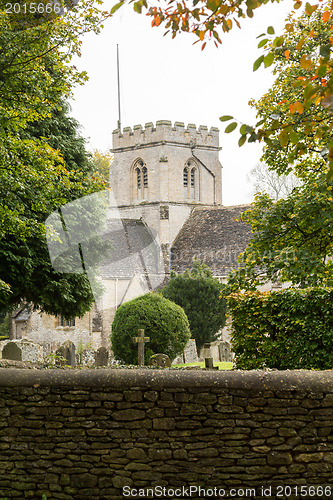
[170,205,253,276]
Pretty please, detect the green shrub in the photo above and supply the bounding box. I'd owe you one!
[0,312,9,338]
[161,260,227,353]
[228,288,333,370]
[111,293,190,364]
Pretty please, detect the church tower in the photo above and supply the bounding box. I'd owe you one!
[111,120,222,256]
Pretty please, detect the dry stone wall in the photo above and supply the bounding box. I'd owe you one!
[0,369,332,500]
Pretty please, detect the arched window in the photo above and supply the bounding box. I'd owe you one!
[133,159,148,201]
[184,160,199,201]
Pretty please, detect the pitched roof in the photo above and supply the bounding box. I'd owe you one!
[100,219,165,289]
[170,205,253,277]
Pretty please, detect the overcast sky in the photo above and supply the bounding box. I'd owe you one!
[70,0,295,205]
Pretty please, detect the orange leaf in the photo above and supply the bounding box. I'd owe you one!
[199,30,205,41]
[152,16,161,26]
[323,11,331,22]
[290,101,304,114]
[309,29,315,37]
[284,50,290,59]
[278,99,287,104]
[201,42,207,51]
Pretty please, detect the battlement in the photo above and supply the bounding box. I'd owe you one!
[112,120,220,150]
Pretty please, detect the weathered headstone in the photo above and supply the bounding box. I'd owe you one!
[2,342,22,361]
[172,339,199,365]
[132,329,150,366]
[1,340,42,363]
[149,353,171,368]
[56,340,76,366]
[76,348,95,367]
[94,347,109,367]
[183,339,198,363]
[218,341,233,362]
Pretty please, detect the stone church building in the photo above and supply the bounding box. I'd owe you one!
[8,120,253,356]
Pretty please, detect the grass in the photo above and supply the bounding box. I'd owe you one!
[172,361,233,370]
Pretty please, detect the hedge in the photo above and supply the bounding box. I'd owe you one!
[227,288,333,370]
[110,293,190,365]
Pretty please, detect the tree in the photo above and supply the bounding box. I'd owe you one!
[247,162,302,200]
[226,172,333,293]
[219,4,333,176]
[221,7,333,294]
[0,4,110,315]
[23,100,94,176]
[89,149,113,184]
[117,0,333,175]
[160,260,227,353]
[111,293,190,364]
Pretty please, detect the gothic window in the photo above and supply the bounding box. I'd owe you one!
[184,160,199,201]
[133,159,148,201]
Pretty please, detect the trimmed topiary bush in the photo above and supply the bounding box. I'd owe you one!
[111,293,190,365]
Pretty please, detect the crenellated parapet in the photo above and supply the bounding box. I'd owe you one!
[112,120,220,150]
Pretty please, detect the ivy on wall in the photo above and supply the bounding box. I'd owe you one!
[228,288,333,370]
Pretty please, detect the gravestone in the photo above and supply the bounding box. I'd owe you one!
[1,340,42,363]
[77,348,95,367]
[94,347,109,367]
[56,340,76,366]
[172,339,198,365]
[2,342,22,361]
[218,341,233,362]
[149,353,171,368]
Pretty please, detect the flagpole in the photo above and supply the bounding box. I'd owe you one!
[117,44,121,131]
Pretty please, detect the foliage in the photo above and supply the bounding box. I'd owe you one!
[247,162,302,200]
[0,3,110,316]
[113,0,285,48]
[226,173,333,292]
[219,3,333,176]
[121,0,333,177]
[0,312,9,338]
[0,134,105,316]
[228,288,333,370]
[89,149,113,184]
[161,260,227,353]
[23,100,94,177]
[111,293,190,364]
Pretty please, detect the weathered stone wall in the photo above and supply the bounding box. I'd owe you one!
[0,370,332,500]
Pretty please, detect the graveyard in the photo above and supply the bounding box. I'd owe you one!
[1,0,333,497]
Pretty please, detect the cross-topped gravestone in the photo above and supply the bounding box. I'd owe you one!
[132,329,150,366]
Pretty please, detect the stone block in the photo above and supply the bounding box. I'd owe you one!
[267,451,293,465]
[153,418,175,430]
[112,409,145,421]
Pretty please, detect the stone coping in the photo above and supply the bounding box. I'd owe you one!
[0,368,332,391]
